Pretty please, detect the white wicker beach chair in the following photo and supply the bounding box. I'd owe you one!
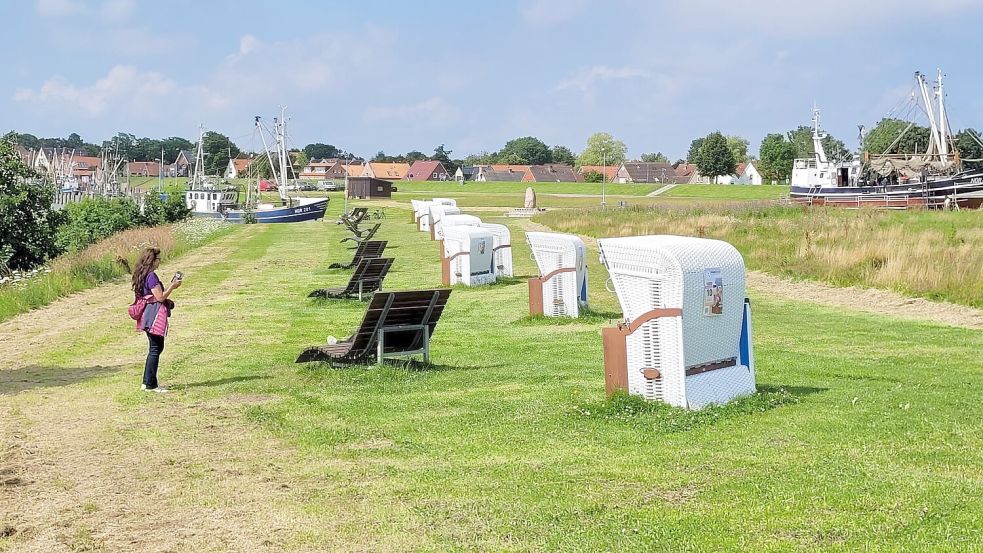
[427,204,461,240]
[442,226,496,286]
[525,232,588,317]
[478,223,513,278]
[598,235,756,410]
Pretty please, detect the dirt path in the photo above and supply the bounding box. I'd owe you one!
[0,229,345,552]
[517,218,983,329]
[746,271,983,330]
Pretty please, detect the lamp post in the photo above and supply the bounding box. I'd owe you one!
[344,156,350,214]
[601,148,607,209]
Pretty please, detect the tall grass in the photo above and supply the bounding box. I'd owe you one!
[536,204,983,307]
[0,219,232,322]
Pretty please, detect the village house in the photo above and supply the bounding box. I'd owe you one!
[405,160,450,181]
[364,162,410,181]
[224,157,253,178]
[14,145,34,166]
[614,162,681,184]
[70,155,101,185]
[454,165,477,182]
[700,161,763,184]
[577,165,619,182]
[172,150,194,177]
[474,164,530,182]
[298,158,334,180]
[523,164,581,183]
[673,163,702,183]
[127,161,165,177]
[736,161,764,185]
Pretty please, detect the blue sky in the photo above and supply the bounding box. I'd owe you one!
[4,0,983,160]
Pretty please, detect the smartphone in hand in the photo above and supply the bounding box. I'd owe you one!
[172,271,184,283]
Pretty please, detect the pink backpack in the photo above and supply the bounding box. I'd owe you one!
[128,295,150,321]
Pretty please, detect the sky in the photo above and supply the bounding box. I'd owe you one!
[4,0,983,161]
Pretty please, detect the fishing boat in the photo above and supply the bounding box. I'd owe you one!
[184,110,328,223]
[789,70,983,209]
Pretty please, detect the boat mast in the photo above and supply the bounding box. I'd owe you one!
[276,107,290,204]
[812,105,828,164]
[193,125,206,187]
[936,69,950,162]
[916,72,940,157]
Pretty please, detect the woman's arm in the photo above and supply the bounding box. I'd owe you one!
[150,279,181,302]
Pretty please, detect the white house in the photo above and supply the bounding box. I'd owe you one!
[224,157,253,178]
[736,161,763,185]
[716,161,764,185]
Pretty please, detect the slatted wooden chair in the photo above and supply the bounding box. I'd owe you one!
[309,257,394,300]
[340,222,381,244]
[337,207,368,227]
[329,240,387,269]
[296,288,452,366]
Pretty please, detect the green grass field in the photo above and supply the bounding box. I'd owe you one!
[6,199,981,550]
[663,183,790,200]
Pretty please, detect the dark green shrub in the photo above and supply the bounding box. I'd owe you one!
[55,197,140,252]
[0,139,62,269]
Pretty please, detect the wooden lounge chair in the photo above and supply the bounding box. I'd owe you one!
[341,217,367,237]
[296,288,452,366]
[328,240,387,269]
[309,257,394,300]
[340,222,381,244]
[337,207,368,227]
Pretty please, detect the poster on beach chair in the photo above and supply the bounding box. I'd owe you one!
[478,223,513,278]
[443,227,495,286]
[598,235,756,410]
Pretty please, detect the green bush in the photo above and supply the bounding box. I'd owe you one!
[0,140,63,270]
[582,170,603,183]
[141,192,192,226]
[55,197,141,252]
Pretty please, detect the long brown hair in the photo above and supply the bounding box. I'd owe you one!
[130,247,161,295]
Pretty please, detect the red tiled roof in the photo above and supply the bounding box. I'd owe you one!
[405,160,449,180]
[577,165,618,180]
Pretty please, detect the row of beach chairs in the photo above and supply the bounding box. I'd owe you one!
[410,198,514,286]
[297,207,452,366]
[337,207,381,244]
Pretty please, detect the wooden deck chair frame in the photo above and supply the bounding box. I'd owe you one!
[329,240,387,270]
[337,207,368,226]
[309,257,394,300]
[340,222,381,244]
[296,289,452,366]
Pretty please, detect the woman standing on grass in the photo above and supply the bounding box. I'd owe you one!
[130,247,181,393]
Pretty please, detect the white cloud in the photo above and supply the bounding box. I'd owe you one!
[239,34,260,56]
[557,65,650,95]
[520,0,591,25]
[14,65,184,116]
[363,97,461,127]
[36,0,86,16]
[100,0,135,21]
[664,0,983,34]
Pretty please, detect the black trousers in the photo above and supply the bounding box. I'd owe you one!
[144,332,165,388]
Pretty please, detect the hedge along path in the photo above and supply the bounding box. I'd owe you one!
[0,224,410,553]
[518,218,983,330]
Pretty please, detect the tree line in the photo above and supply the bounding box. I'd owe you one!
[9,118,983,185]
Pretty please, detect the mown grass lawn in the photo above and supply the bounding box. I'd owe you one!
[41,199,974,550]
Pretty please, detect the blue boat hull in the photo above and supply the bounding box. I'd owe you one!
[194,199,329,223]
